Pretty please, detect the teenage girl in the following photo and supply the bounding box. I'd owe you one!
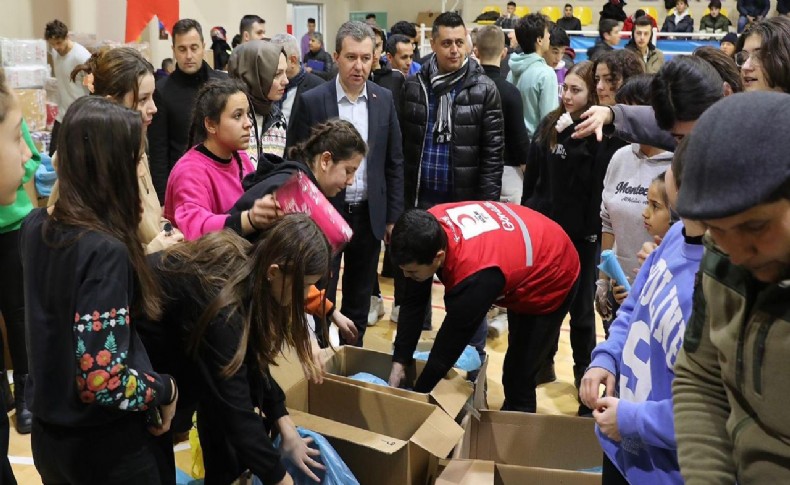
[164,79,257,241]
[22,96,178,484]
[141,215,332,485]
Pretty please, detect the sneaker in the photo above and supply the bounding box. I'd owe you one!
[390,305,400,323]
[367,296,384,326]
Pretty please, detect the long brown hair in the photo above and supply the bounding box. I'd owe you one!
[537,61,595,150]
[71,47,154,105]
[50,96,161,319]
[162,215,331,378]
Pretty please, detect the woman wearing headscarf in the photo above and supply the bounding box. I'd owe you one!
[228,40,290,164]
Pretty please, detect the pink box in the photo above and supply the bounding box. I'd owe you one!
[275,171,352,253]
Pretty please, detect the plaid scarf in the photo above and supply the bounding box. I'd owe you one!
[428,55,469,144]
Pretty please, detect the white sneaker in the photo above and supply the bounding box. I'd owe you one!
[390,305,400,323]
[367,296,384,326]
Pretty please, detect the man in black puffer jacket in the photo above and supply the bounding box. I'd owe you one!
[395,11,504,336]
[400,13,504,208]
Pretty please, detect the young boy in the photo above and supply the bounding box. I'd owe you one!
[543,24,572,97]
[388,202,579,413]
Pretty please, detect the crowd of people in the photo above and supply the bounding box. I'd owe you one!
[0,5,787,485]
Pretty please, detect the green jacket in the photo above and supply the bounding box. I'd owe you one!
[0,119,40,233]
[673,236,790,483]
[699,14,732,34]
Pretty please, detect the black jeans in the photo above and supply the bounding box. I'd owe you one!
[0,381,15,484]
[0,229,28,374]
[501,278,578,413]
[602,453,630,485]
[326,202,381,346]
[32,416,169,485]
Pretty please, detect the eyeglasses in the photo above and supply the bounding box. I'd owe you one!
[735,50,760,67]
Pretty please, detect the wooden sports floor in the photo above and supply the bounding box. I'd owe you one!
[8,257,605,483]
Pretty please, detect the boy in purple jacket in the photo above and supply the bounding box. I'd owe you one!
[580,139,703,485]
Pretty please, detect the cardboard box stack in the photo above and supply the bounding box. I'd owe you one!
[1,38,49,133]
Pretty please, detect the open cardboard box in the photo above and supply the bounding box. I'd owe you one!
[272,362,464,485]
[449,410,601,483]
[323,346,476,419]
[436,460,601,485]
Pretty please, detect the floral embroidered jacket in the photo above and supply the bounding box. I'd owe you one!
[20,208,174,427]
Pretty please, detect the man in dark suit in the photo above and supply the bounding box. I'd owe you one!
[269,33,325,126]
[288,21,405,346]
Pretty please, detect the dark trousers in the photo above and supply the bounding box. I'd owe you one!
[545,237,599,381]
[48,120,60,156]
[501,278,578,413]
[0,382,15,484]
[602,453,630,485]
[0,229,28,375]
[326,202,381,346]
[32,417,169,485]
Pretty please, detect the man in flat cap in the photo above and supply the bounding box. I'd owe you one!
[671,92,790,484]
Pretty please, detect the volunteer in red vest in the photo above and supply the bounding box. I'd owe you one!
[388,202,580,412]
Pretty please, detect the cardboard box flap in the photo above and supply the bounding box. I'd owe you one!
[436,460,496,485]
[495,464,601,485]
[473,411,601,470]
[328,346,473,417]
[411,407,465,458]
[431,373,474,418]
[288,409,409,455]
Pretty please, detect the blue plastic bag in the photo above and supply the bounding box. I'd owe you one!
[270,427,360,485]
[413,345,482,372]
[348,372,388,386]
[34,152,57,197]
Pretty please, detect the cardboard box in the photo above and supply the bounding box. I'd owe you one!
[461,410,601,469]
[323,346,474,418]
[273,365,464,485]
[15,89,47,132]
[0,39,47,67]
[448,411,602,483]
[436,460,601,485]
[3,65,49,89]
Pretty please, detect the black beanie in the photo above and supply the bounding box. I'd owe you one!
[720,32,738,45]
[677,92,790,220]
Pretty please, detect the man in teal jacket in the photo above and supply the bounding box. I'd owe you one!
[507,13,559,138]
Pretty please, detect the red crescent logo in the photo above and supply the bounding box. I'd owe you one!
[456,214,476,226]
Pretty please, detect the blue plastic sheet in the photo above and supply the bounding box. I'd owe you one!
[570,37,721,62]
[348,372,388,386]
[34,152,56,197]
[175,468,202,485]
[413,345,482,372]
[270,427,360,485]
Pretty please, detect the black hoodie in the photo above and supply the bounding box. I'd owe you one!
[148,61,227,201]
[226,155,318,239]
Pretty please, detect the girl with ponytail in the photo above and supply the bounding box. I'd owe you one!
[163,78,255,241]
[228,118,367,345]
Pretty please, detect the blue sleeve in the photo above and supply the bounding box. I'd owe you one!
[737,0,749,16]
[761,0,770,16]
[589,248,658,376]
[617,396,677,449]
